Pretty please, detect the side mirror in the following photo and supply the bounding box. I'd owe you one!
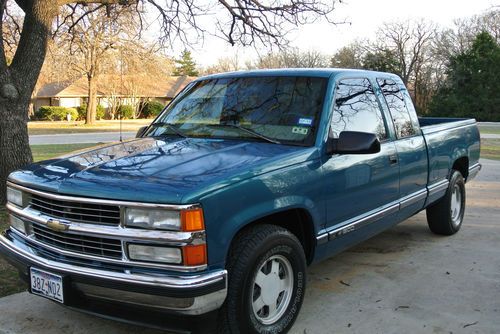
[136,126,148,138]
[327,130,381,155]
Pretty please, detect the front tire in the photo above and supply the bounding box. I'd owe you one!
[218,224,306,334]
[426,169,466,235]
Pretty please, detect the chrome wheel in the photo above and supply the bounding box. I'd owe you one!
[251,254,294,325]
[450,183,462,227]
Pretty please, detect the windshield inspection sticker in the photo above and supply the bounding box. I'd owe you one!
[298,118,313,126]
[292,127,309,135]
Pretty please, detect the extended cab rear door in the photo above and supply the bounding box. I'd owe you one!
[376,78,428,217]
[321,77,400,248]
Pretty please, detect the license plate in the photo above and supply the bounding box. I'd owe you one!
[30,267,64,303]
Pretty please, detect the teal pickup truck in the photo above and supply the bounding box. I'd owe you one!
[1,69,480,333]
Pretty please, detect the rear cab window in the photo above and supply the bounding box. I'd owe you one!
[376,78,420,139]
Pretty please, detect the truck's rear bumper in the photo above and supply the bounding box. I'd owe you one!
[0,229,227,320]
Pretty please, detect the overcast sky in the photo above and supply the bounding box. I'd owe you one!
[184,0,498,67]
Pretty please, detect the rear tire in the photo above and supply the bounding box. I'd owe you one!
[218,224,306,334]
[426,170,466,235]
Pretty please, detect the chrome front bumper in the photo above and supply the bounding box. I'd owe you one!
[0,230,227,315]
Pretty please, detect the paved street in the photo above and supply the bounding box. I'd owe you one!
[481,133,500,139]
[0,159,499,334]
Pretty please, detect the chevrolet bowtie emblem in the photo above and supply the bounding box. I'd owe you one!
[46,219,70,232]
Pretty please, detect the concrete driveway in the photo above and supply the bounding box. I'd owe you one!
[0,159,499,334]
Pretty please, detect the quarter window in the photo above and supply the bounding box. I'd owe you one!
[331,78,387,140]
[377,78,416,138]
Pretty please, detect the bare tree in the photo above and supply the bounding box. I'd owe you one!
[0,0,337,203]
[376,20,436,86]
[203,54,240,74]
[1,1,21,64]
[249,49,329,69]
[56,5,139,124]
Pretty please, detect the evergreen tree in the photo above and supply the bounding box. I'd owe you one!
[362,49,400,75]
[173,50,199,76]
[429,32,500,121]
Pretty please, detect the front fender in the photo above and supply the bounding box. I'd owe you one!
[200,160,325,269]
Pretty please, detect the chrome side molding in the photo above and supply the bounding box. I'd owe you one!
[316,185,433,244]
[467,163,481,182]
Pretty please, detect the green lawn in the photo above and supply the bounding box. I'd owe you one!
[478,125,500,135]
[31,143,99,162]
[0,208,27,297]
[481,138,500,160]
[28,119,151,135]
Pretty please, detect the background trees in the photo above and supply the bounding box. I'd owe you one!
[428,32,500,121]
[327,10,499,114]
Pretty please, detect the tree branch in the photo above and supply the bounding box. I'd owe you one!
[57,0,134,6]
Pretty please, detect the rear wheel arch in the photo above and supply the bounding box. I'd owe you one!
[452,156,469,179]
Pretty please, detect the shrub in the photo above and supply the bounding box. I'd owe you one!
[34,106,78,121]
[141,101,165,118]
[96,104,105,120]
[117,105,134,119]
[76,105,86,121]
[76,104,106,120]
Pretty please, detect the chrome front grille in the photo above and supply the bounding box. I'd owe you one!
[32,223,123,259]
[30,194,121,226]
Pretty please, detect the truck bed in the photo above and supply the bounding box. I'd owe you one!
[419,117,478,135]
[418,117,481,186]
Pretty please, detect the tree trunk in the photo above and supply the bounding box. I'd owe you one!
[0,0,58,204]
[85,74,98,124]
[0,91,33,204]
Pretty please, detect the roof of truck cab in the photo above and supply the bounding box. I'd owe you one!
[198,68,402,81]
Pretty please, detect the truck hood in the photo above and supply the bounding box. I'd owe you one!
[9,137,314,204]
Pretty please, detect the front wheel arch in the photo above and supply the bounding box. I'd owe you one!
[218,224,307,334]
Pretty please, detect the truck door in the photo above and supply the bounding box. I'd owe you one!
[322,77,400,248]
[376,78,428,218]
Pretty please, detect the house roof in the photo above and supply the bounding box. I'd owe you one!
[36,75,196,99]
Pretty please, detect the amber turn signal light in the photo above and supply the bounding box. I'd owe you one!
[183,244,207,266]
[181,208,205,231]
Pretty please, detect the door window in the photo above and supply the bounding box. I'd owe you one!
[331,78,387,140]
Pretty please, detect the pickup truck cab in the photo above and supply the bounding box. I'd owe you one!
[1,69,481,333]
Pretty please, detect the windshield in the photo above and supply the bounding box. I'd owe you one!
[144,76,328,146]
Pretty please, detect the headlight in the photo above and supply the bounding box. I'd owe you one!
[128,244,182,264]
[124,207,204,231]
[6,187,23,207]
[124,208,181,230]
[9,215,26,234]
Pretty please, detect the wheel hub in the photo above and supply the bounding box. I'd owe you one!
[251,255,294,325]
[450,184,462,226]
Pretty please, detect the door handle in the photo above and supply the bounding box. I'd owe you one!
[389,154,398,164]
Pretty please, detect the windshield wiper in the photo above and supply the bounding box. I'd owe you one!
[149,122,187,138]
[207,123,281,145]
